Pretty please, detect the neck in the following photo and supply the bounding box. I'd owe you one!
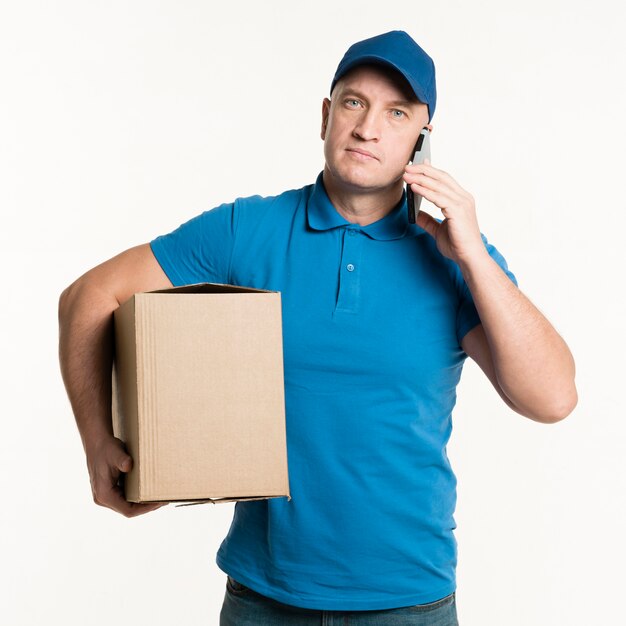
[322,166,404,226]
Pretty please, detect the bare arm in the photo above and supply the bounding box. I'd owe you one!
[403,158,577,423]
[58,243,173,516]
[459,253,577,423]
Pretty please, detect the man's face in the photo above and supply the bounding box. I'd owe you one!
[321,64,432,194]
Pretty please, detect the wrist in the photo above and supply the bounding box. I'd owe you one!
[456,244,491,272]
[81,425,115,459]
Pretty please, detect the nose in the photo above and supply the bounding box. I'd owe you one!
[353,108,381,142]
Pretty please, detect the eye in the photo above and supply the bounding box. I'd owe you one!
[391,109,406,119]
[345,99,361,108]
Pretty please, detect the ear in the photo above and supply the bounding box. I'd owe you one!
[425,123,434,133]
[321,98,331,140]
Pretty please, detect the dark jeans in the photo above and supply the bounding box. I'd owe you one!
[220,576,459,625]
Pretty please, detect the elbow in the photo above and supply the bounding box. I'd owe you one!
[58,278,90,322]
[58,285,72,321]
[58,282,79,322]
[551,389,579,423]
[531,387,578,424]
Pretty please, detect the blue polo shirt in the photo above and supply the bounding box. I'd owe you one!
[149,171,518,611]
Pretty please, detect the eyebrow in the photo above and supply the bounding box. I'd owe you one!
[339,87,415,109]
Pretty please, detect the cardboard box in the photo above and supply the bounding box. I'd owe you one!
[111,282,290,505]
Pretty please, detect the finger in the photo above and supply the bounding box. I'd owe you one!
[118,455,132,473]
[114,501,168,518]
[112,443,133,472]
[123,501,169,517]
[98,481,167,517]
[415,209,440,239]
[91,462,136,514]
[118,496,168,517]
[404,172,449,196]
[406,163,467,196]
[410,182,457,214]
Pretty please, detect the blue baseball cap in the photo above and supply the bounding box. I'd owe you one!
[330,30,437,123]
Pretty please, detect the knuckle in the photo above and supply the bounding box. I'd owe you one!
[94,495,108,508]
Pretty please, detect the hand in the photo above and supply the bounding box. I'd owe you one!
[85,435,167,518]
[403,158,486,264]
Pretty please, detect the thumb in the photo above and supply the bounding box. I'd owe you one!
[415,209,439,239]
[118,454,133,473]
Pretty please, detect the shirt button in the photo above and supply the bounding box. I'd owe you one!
[348,230,357,236]
[346,264,355,272]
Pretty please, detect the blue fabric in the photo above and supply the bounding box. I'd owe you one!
[330,30,437,123]
[149,171,518,611]
[220,576,458,625]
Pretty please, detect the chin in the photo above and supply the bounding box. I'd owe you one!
[330,162,384,191]
[342,170,396,193]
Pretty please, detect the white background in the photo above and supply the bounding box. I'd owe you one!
[1,1,624,624]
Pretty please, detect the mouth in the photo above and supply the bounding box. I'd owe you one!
[346,148,378,161]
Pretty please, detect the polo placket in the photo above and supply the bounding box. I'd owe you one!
[334,227,363,315]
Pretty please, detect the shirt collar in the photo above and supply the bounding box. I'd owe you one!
[306,171,426,241]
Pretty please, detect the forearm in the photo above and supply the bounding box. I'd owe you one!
[458,250,577,421]
[58,280,118,455]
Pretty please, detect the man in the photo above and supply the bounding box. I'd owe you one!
[58,31,577,625]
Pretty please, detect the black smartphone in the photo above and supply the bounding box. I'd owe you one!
[406,127,431,223]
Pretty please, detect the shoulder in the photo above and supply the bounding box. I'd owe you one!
[230,183,314,236]
[234,183,312,214]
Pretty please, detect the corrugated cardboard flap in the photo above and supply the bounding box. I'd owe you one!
[149,282,279,295]
[173,493,292,507]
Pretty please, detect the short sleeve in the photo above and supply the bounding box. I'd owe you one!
[455,233,518,346]
[149,201,238,287]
